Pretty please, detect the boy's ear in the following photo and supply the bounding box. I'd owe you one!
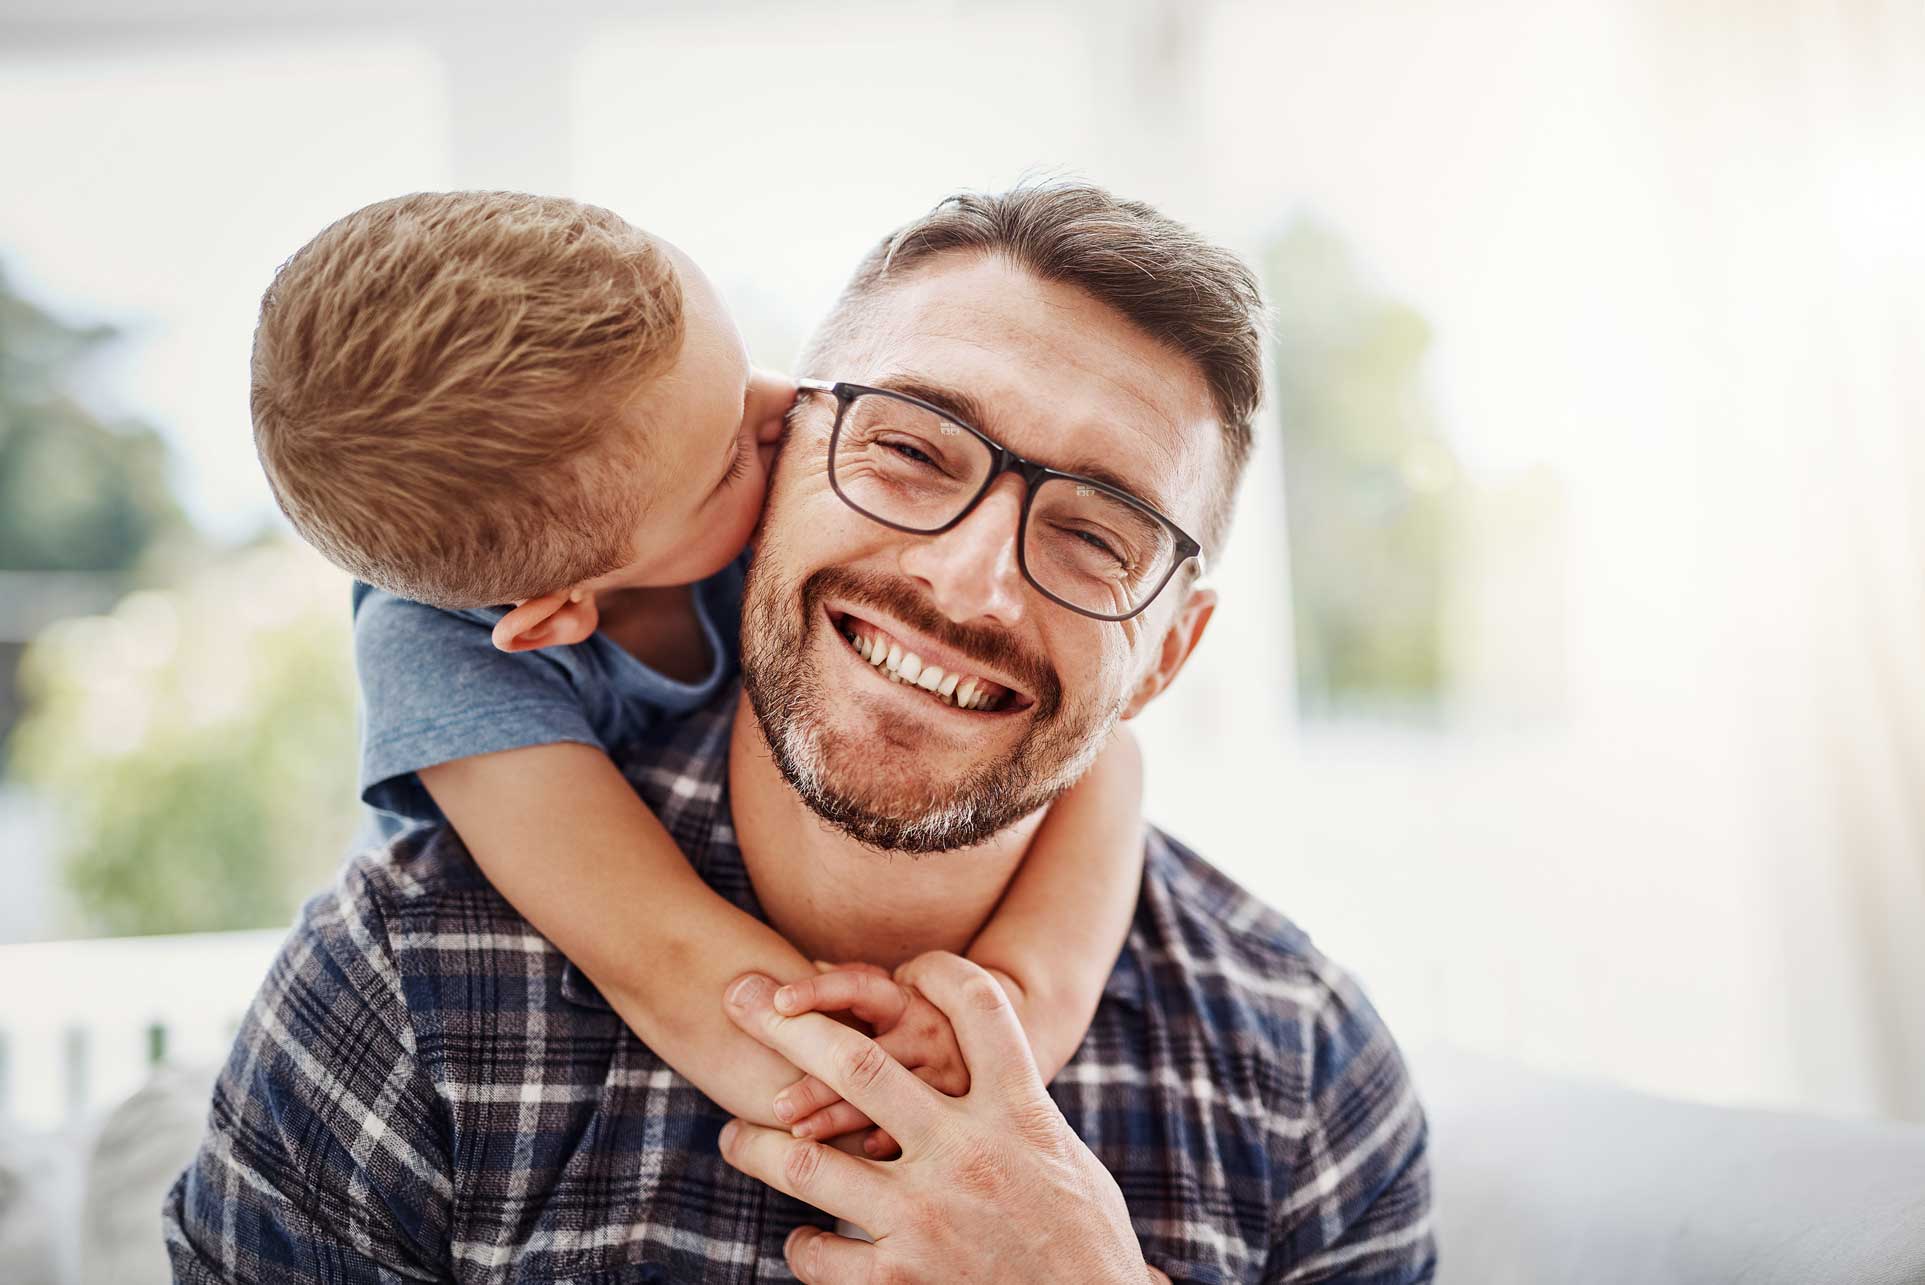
[491,590,600,653]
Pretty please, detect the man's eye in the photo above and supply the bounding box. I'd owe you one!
[885,441,940,468]
[1060,525,1126,565]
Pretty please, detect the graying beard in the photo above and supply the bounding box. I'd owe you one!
[764,713,1071,854]
[739,558,1114,855]
[750,661,1113,855]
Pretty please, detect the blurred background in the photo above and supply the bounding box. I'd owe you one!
[0,0,1920,1214]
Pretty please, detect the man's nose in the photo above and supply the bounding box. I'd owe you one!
[897,475,1027,627]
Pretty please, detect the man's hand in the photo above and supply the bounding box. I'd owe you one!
[719,951,1159,1284]
[772,960,969,1159]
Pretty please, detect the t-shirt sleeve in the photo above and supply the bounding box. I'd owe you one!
[1264,969,1436,1283]
[353,584,603,825]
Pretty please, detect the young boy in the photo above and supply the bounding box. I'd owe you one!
[249,191,1146,1154]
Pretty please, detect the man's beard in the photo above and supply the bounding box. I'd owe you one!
[740,560,1120,853]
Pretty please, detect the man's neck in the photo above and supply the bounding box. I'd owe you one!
[726,700,1045,969]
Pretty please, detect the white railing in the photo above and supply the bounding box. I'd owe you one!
[0,929,286,1131]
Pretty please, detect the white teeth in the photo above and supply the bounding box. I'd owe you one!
[844,622,1008,711]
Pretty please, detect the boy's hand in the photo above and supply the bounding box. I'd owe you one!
[771,961,970,1159]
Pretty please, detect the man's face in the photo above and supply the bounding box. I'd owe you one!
[741,253,1220,852]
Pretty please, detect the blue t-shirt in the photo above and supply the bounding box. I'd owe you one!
[351,557,746,840]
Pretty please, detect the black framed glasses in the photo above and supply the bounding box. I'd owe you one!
[796,379,1206,623]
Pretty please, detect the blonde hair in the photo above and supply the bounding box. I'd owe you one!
[251,190,684,609]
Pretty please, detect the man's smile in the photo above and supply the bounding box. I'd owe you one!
[825,604,1035,716]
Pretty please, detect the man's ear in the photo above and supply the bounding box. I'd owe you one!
[491,589,601,653]
[1122,586,1216,720]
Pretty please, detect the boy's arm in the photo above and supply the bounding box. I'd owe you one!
[967,726,1145,1082]
[421,740,818,1129]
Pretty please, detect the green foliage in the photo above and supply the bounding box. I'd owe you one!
[0,261,358,937]
[10,543,361,936]
[0,264,184,573]
[1265,219,1463,716]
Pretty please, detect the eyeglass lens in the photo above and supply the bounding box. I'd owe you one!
[831,391,1177,618]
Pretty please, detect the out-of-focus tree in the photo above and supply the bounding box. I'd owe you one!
[0,263,192,752]
[1,262,360,938]
[1266,219,1463,717]
[0,264,184,573]
[10,541,360,936]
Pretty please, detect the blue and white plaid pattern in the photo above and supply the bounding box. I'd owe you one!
[164,687,1433,1282]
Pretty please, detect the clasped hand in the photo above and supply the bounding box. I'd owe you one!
[718,951,1166,1284]
[769,958,968,1159]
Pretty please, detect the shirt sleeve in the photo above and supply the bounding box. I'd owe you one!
[1264,973,1436,1284]
[162,859,453,1282]
[353,583,603,826]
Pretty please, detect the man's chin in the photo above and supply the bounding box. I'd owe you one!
[755,701,1053,854]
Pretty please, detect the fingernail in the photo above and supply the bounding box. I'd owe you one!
[773,1095,795,1123]
[774,986,798,1012]
[793,1120,816,1138]
[719,1120,739,1150]
[862,1134,881,1155]
[726,976,760,1008]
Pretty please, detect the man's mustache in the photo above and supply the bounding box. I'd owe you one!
[800,565,1062,719]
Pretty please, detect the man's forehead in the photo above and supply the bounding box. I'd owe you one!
[855,255,1219,523]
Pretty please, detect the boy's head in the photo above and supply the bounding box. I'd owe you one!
[252,190,784,612]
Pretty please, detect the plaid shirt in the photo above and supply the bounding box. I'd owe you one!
[164,686,1433,1283]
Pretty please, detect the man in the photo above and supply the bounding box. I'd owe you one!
[166,183,1433,1282]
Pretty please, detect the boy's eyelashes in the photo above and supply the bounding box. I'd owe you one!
[712,435,753,495]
